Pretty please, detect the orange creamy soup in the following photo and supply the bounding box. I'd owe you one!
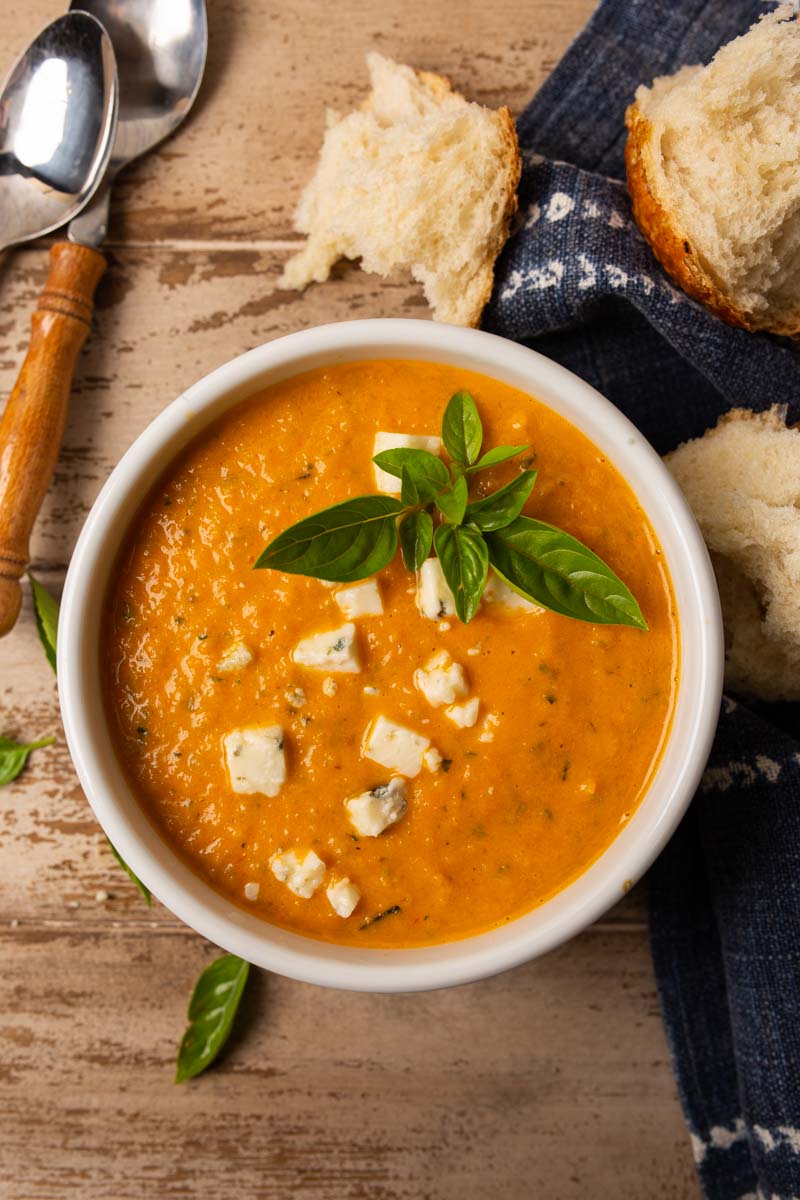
[103,360,678,947]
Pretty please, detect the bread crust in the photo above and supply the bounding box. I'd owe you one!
[625,101,800,338]
[406,68,521,326]
[468,104,521,326]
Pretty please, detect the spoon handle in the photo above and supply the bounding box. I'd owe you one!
[0,241,106,637]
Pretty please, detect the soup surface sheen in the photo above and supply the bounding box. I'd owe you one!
[104,360,678,947]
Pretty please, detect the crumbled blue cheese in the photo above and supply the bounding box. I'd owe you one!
[423,747,443,772]
[224,726,286,796]
[373,432,442,493]
[326,876,361,917]
[345,777,407,836]
[285,687,307,708]
[270,848,326,898]
[334,579,383,619]
[362,715,430,777]
[244,881,260,901]
[417,558,457,619]
[414,650,468,708]
[292,622,360,672]
[446,697,480,728]
[485,572,544,613]
[216,641,254,673]
[322,676,338,696]
[478,712,501,743]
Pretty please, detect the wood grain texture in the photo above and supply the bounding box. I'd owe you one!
[0,0,594,244]
[0,0,700,1196]
[0,927,698,1200]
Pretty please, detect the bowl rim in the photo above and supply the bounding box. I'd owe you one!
[58,318,723,992]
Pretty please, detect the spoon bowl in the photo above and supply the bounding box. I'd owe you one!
[0,12,117,251]
[68,0,208,243]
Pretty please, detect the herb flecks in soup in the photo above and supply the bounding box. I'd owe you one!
[103,361,678,948]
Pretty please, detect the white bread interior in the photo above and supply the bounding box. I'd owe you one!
[630,7,800,334]
[279,53,520,327]
[667,407,800,701]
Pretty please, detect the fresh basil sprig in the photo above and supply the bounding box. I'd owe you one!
[255,391,648,629]
[29,573,58,673]
[254,495,404,581]
[22,578,155,902]
[486,517,648,629]
[107,838,151,907]
[0,734,55,786]
[175,953,250,1083]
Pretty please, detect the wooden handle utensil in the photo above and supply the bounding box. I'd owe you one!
[0,241,106,636]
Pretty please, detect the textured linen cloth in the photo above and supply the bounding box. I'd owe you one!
[482,2,800,1196]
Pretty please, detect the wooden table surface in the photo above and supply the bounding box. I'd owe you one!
[0,1,701,1196]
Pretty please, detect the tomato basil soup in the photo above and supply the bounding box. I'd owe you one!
[103,360,678,947]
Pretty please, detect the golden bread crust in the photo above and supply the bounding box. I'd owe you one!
[467,105,521,326]
[625,102,800,338]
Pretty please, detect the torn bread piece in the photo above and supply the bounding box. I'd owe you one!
[626,7,800,336]
[279,53,521,327]
[666,406,800,700]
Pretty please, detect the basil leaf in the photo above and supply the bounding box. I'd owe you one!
[28,573,58,673]
[107,837,151,906]
[0,734,54,786]
[435,474,468,525]
[441,391,482,466]
[486,517,648,628]
[399,510,434,571]
[372,448,449,488]
[466,444,530,474]
[398,454,446,505]
[255,495,403,582]
[400,465,420,506]
[433,523,489,623]
[175,954,250,1083]
[466,470,537,532]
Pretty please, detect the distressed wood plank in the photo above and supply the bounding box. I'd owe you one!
[0,925,699,1200]
[0,0,598,244]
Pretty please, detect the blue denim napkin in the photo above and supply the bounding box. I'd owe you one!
[483,3,800,1196]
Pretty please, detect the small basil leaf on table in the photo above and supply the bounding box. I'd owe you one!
[107,837,151,906]
[486,516,648,628]
[441,391,482,466]
[255,495,404,582]
[435,473,468,525]
[399,510,434,571]
[28,573,59,673]
[372,447,450,489]
[466,444,530,474]
[466,470,538,532]
[0,734,54,786]
[433,523,489,623]
[175,953,250,1083]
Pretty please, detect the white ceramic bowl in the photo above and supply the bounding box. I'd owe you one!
[59,319,723,992]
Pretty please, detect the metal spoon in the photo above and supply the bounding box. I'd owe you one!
[0,11,118,250]
[0,0,208,637]
[68,0,209,247]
